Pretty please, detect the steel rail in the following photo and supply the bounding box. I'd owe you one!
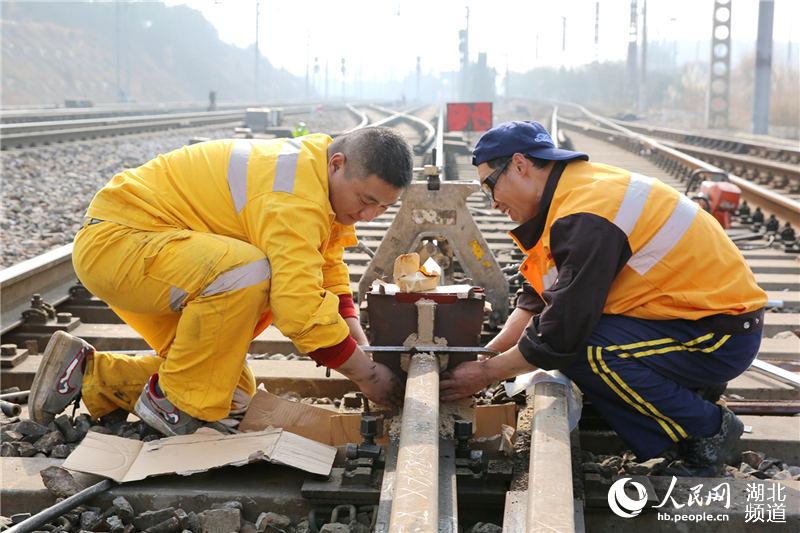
[0,102,345,148]
[342,104,370,133]
[550,106,560,149]
[653,139,800,191]
[1,102,249,124]
[0,244,76,335]
[0,100,259,123]
[367,104,437,154]
[558,110,800,227]
[0,100,362,124]
[387,353,441,532]
[0,111,245,150]
[435,108,445,170]
[609,119,800,164]
[1,110,246,135]
[526,381,576,532]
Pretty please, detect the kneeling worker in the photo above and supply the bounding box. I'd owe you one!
[440,121,766,475]
[29,127,413,436]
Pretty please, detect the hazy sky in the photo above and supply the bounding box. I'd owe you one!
[165,0,798,81]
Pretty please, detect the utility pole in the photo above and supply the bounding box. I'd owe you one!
[639,0,648,112]
[304,35,310,100]
[505,54,509,99]
[254,0,260,102]
[593,0,600,63]
[458,7,470,100]
[115,0,121,102]
[341,58,346,101]
[561,16,567,52]
[753,0,774,134]
[416,56,421,101]
[626,0,639,111]
[313,57,319,96]
[324,60,329,100]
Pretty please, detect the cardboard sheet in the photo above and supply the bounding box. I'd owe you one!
[239,389,376,446]
[62,427,336,482]
[474,403,517,438]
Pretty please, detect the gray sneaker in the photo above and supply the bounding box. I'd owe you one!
[133,374,205,437]
[29,331,94,425]
[682,405,744,474]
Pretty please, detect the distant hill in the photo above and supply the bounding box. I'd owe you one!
[1,1,304,105]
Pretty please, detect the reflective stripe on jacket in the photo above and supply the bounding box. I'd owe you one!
[86,135,357,354]
[509,160,767,369]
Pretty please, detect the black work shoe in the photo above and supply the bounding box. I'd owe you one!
[694,382,728,403]
[133,374,205,437]
[682,405,744,475]
[29,331,95,425]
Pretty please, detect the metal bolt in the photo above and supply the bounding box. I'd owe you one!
[56,313,72,324]
[360,415,379,445]
[766,214,779,233]
[24,340,39,355]
[30,294,43,308]
[454,420,473,440]
[0,344,17,356]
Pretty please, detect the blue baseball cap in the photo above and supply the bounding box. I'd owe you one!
[472,120,588,166]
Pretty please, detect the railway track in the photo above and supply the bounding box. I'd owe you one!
[0,100,374,124]
[608,119,800,165]
[557,105,800,229]
[1,104,798,532]
[0,103,359,150]
[0,102,255,124]
[0,110,246,151]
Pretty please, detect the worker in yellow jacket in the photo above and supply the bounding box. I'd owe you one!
[441,121,767,476]
[29,127,413,436]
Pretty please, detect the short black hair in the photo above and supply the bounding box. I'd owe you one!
[486,154,549,170]
[330,127,413,189]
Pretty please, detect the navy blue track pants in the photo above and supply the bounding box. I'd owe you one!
[562,314,762,460]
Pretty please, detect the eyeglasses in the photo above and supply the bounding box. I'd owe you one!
[480,158,511,202]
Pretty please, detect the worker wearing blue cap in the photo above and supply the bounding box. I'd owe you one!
[440,120,767,476]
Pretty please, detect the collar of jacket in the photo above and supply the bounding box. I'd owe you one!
[509,160,569,250]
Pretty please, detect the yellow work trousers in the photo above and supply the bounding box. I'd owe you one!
[72,221,270,421]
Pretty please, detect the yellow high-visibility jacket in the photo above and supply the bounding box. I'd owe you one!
[86,135,356,354]
[511,160,767,369]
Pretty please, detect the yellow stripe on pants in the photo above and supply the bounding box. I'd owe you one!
[587,346,688,442]
[609,333,731,359]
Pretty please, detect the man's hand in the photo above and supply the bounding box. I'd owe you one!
[440,347,539,402]
[353,361,404,409]
[440,360,494,402]
[337,347,404,409]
